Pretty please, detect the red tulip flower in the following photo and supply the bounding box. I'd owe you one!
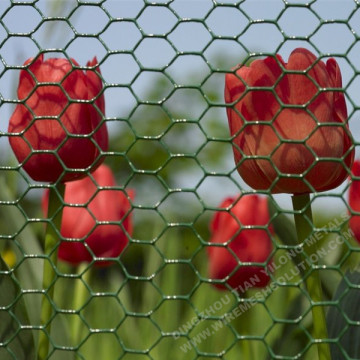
[225,47,354,194]
[349,160,360,242]
[9,54,108,183]
[42,164,133,265]
[208,194,273,292]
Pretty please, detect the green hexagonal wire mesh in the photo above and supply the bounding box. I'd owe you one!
[1,0,360,359]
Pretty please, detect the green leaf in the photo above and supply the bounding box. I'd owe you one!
[327,270,360,359]
[0,255,35,360]
[0,177,43,330]
[268,199,306,277]
[268,199,298,247]
[0,177,42,289]
[265,291,310,360]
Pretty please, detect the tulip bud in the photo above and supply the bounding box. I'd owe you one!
[9,54,108,183]
[208,194,273,292]
[225,47,354,194]
[42,164,133,266]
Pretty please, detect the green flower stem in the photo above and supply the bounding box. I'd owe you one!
[292,194,331,360]
[71,263,91,348]
[37,183,65,360]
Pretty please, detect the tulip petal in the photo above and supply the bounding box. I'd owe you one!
[17,54,44,100]
[326,58,348,124]
[208,195,273,291]
[349,161,360,243]
[42,165,133,266]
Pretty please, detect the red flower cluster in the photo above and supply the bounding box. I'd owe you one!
[42,164,133,265]
[225,48,354,194]
[8,54,108,183]
[8,54,134,266]
[207,194,273,292]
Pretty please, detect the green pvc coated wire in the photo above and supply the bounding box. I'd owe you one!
[0,1,359,360]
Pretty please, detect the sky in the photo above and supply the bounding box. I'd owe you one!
[0,0,359,214]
